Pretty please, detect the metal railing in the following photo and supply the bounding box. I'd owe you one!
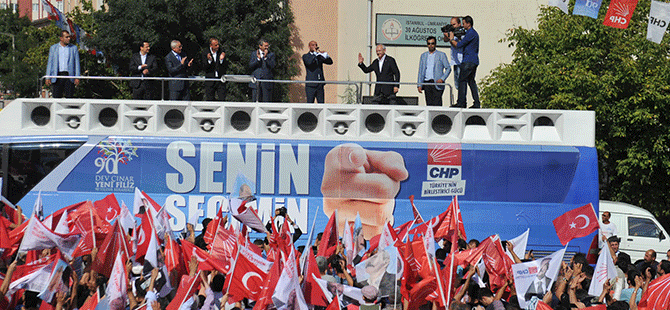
[40,75,454,105]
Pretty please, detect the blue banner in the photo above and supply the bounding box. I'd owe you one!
[573,0,603,19]
[18,136,599,253]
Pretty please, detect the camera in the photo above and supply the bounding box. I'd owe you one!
[441,24,466,39]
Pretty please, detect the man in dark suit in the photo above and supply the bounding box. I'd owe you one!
[303,40,333,103]
[201,38,228,101]
[524,257,553,301]
[129,41,158,100]
[249,38,275,102]
[165,40,193,101]
[358,44,400,105]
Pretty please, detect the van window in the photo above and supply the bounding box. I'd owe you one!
[628,216,662,238]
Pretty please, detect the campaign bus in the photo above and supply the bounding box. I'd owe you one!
[0,99,598,255]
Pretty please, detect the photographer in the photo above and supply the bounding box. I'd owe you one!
[443,17,464,91]
[447,15,480,108]
[266,207,303,243]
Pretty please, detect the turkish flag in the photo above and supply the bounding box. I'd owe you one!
[304,253,328,307]
[603,0,639,29]
[252,254,283,310]
[92,222,131,277]
[164,234,187,279]
[318,210,339,257]
[93,193,120,224]
[203,206,223,244]
[407,276,438,309]
[325,295,342,310]
[78,291,98,310]
[134,212,153,261]
[180,239,228,274]
[225,245,272,302]
[166,273,201,310]
[552,203,599,245]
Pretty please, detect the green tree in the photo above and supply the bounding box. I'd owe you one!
[90,0,298,101]
[481,1,670,217]
[0,8,41,98]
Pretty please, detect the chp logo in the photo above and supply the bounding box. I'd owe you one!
[604,0,638,28]
[427,143,462,180]
[381,18,402,41]
[95,138,138,175]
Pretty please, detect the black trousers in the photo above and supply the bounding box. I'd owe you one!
[204,81,227,101]
[52,71,75,98]
[422,80,444,106]
[252,82,273,102]
[132,82,154,100]
[370,93,397,105]
[305,84,325,103]
[455,62,480,108]
[169,87,190,101]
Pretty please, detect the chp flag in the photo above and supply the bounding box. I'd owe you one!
[603,0,639,29]
[552,203,599,246]
[647,0,670,43]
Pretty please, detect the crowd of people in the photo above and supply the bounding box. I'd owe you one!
[0,191,668,310]
[45,16,481,107]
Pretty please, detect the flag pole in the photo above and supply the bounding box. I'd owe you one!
[89,205,96,248]
[176,270,201,309]
[118,221,130,260]
[423,236,448,309]
[225,244,242,296]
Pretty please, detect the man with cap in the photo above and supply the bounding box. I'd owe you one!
[360,286,381,310]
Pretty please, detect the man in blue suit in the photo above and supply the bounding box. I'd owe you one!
[303,40,333,103]
[249,38,275,102]
[45,30,80,98]
[417,36,451,106]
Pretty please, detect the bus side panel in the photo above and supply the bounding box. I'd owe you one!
[18,137,598,252]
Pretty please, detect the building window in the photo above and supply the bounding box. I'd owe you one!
[56,1,62,11]
[32,3,38,12]
[0,3,6,9]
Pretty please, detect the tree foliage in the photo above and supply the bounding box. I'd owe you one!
[480,1,670,217]
[90,0,298,101]
[0,8,42,98]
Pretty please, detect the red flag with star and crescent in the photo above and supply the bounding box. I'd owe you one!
[553,203,599,246]
[225,245,272,302]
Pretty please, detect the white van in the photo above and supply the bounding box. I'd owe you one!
[599,200,670,262]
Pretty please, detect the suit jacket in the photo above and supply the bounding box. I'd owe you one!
[248,50,275,88]
[358,55,400,96]
[417,50,451,90]
[303,52,333,87]
[129,53,158,89]
[165,51,189,91]
[201,47,228,79]
[46,43,80,83]
[524,277,552,301]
